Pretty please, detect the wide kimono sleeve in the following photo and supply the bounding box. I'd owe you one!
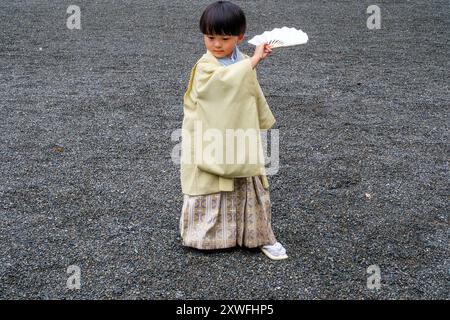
[188,57,275,178]
[255,78,276,130]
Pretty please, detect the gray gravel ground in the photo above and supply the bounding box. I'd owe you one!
[0,0,448,299]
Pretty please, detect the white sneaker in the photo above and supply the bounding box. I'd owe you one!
[261,242,288,260]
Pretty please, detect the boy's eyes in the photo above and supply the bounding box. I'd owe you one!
[208,36,230,40]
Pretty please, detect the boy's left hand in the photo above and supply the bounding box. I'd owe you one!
[259,43,273,60]
[251,43,273,68]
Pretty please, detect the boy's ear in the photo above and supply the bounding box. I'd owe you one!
[237,34,245,43]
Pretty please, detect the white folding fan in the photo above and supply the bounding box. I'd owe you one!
[248,26,308,48]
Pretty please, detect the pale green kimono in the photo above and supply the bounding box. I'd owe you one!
[181,49,276,196]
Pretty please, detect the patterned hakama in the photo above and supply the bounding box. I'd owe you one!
[180,176,277,250]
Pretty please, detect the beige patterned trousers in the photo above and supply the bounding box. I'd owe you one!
[179,176,277,250]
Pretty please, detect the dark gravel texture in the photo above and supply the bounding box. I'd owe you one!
[0,0,448,299]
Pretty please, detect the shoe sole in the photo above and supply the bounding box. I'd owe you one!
[261,247,288,260]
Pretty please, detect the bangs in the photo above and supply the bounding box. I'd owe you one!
[199,1,246,36]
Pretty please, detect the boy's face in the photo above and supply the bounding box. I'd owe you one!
[204,34,245,59]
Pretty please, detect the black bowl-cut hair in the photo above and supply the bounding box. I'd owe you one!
[199,1,246,36]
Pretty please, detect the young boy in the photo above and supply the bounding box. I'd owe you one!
[180,1,287,260]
